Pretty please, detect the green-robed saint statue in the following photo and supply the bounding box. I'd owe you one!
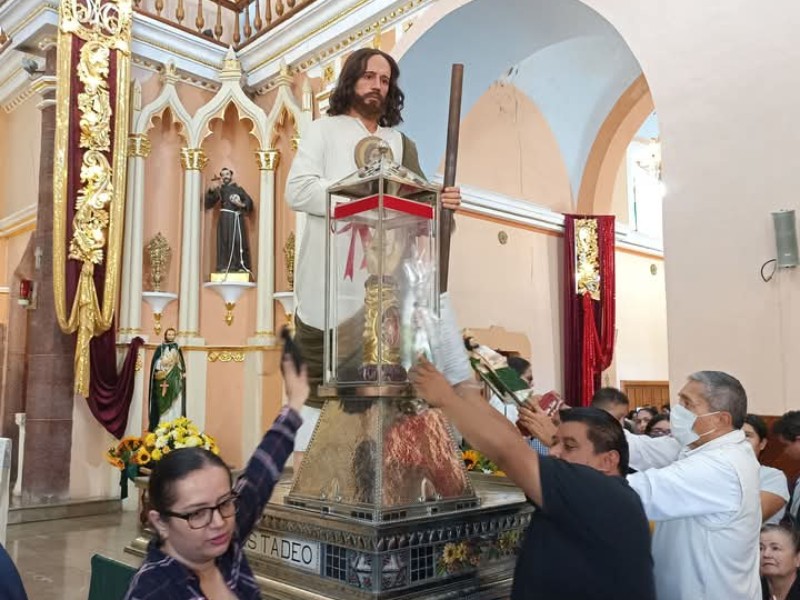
[148,327,187,432]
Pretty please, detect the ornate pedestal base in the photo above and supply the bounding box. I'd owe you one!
[124,476,529,600]
[248,475,530,600]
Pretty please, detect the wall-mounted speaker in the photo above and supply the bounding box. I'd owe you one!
[772,210,799,268]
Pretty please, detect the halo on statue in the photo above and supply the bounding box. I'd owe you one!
[354,136,393,169]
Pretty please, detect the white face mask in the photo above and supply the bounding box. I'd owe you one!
[671,404,719,446]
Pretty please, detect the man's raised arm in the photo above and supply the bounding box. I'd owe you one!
[409,359,545,507]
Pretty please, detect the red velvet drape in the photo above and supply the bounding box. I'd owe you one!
[63,24,139,438]
[562,215,616,406]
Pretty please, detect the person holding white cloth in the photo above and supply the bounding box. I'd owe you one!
[626,371,761,600]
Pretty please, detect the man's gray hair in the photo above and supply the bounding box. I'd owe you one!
[687,371,747,428]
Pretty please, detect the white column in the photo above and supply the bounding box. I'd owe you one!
[178,148,207,338]
[119,152,137,334]
[188,171,203,334]
[12,413,25,498]
[128,138,150,334]
[254,149,279,342]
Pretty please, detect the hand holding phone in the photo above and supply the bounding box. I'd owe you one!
[280,326,304,374]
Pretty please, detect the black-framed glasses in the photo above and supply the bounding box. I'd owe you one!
[163,493,238,530]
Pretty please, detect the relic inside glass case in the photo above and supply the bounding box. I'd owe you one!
[324,151,440,388]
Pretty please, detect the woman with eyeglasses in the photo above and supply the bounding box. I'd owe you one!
[124,354,308,600]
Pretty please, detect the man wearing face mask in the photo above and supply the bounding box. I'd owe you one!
[625,371,761,600]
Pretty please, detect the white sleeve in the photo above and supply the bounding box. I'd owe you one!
[625,429,682,471]
[628,454,742,521]
[760,466,790,501]
[285,121,332,217]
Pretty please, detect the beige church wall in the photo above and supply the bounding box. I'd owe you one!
[448,213,563,394]
[205,360,245,467]
[0,110,7,216]
[175,81,216,116]
[576,0,800,416]
[446,82,573,213]
[614,252,668,384]
[1,97,41,220]
[141,110,185,336]
[609,157,629,226]
[450,212,668,398]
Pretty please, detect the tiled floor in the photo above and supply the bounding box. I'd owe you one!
[6,511,142,600]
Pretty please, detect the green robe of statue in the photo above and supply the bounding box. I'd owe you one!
[147,340,186,432]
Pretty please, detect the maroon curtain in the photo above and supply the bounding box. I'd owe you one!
[88,333,144,439]
[562,215,616,406]
[62,26,138,438]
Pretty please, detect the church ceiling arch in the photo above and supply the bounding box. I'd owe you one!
[394,0,645,202]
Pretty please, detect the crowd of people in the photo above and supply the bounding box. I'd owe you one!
[480,353,800,599]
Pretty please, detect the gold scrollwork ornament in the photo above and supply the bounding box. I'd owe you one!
[574,218,601,301]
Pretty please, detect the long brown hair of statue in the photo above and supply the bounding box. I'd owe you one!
[327,48,405,128]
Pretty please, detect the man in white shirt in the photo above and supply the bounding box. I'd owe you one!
[626,371,761,600]
[285,48,463,460]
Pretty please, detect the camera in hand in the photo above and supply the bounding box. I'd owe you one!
[280,326,304,373]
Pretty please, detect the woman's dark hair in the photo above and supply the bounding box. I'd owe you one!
[327,48,405,127]
[744,413,768,442]
[644,414,670,436]
[148,447,230,513]
[635,406,658,420]
[761,523,800,553]
[773,410,800,443]
[559,407,629,476]
[507,356,530,377]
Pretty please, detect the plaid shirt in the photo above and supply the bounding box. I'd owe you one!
[124,407,302,600]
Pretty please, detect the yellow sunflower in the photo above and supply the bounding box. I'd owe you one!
[462,450,480,471]
[133,447,151,465]
[442,543,459,564]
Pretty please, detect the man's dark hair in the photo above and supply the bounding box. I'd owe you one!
[149,447,230,515]
[744,413,768,442]
[687,371,747,429]
[590,387,630,410]
[327,48,405,127]
[559,407,629,476]
[773,410,800,443]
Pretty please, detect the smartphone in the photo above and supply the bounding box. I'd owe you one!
[280,326,304,373]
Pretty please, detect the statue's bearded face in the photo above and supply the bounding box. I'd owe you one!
[221,169,233,184]
[165,329,176,343]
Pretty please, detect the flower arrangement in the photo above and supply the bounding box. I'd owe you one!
[104,417,219,498]
[438,541,481,574]
[437,531,521,575]
[461,448,505,477]
[142,416,219,463]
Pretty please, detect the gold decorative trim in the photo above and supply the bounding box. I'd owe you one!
[128,134,152,157]
[180,147,208,170]
[575,218,600,300]
[207,350,246,363]
[255,149,280,171]
[253,0,428,90]
[283,231,295,291]
[53,0,133,395]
